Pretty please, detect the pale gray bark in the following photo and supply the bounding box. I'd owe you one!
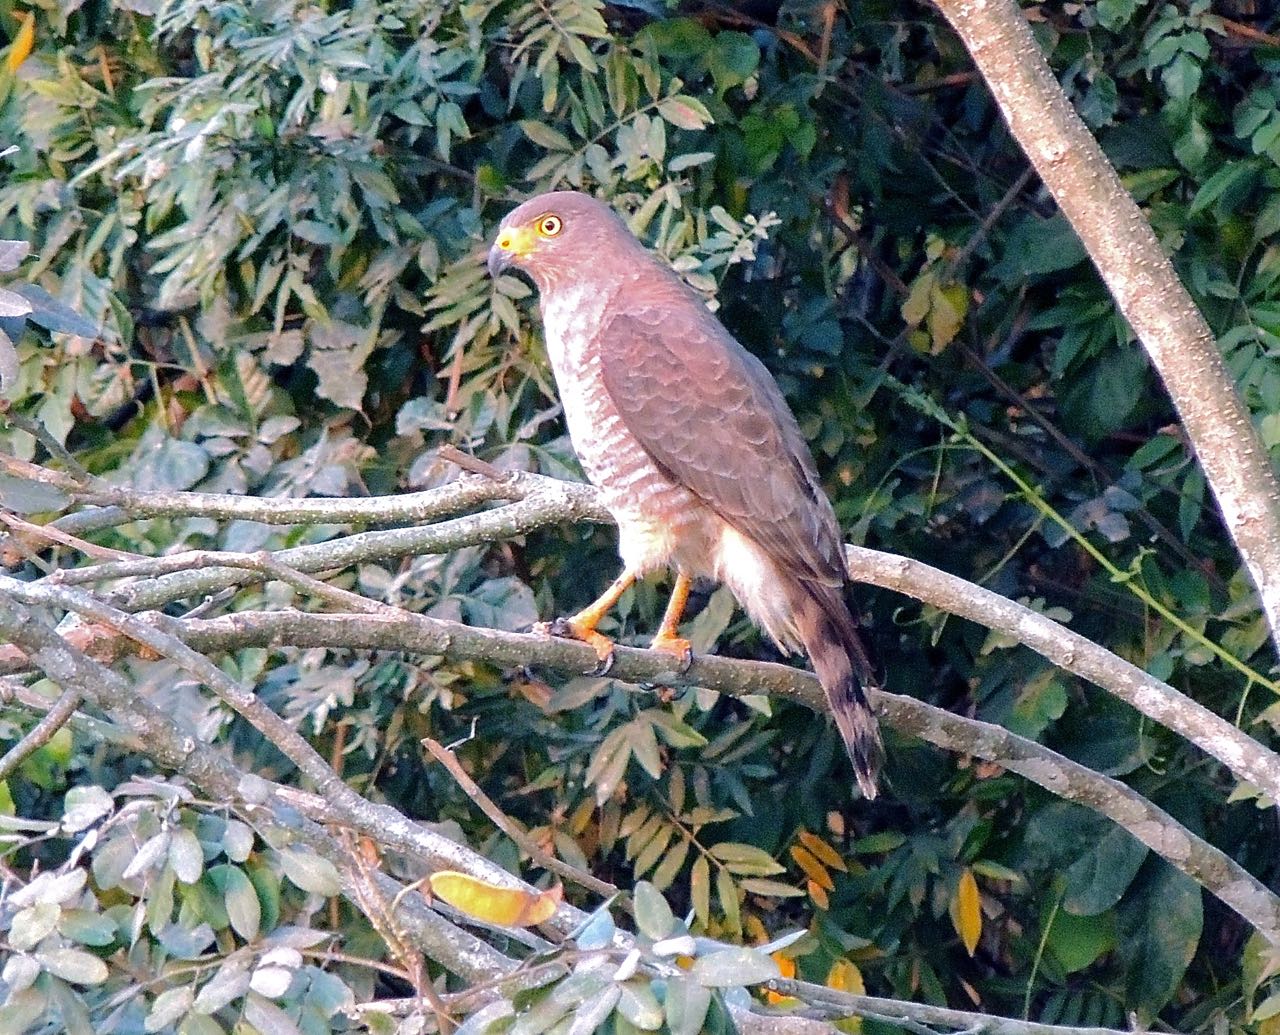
[931,0,1280,652]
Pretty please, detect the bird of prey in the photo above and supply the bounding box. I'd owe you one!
[487,190,883,798]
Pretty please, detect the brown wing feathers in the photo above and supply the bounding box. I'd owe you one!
[598,303,884,795]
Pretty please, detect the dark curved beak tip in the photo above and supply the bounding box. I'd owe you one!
[487,246,510,279]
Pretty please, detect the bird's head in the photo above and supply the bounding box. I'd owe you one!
[487,190,641,293]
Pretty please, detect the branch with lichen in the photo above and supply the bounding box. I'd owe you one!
[1,562,1276,948]
[0,591,1141,1035]
[5,460,1276,809]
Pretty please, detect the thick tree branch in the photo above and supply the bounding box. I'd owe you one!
[169,607,1280,946]
[9,468,1279,811]
[844,544,1280,803]
[930,0,1280,651]
[0,591,1139,1035]
[94,490,606,611]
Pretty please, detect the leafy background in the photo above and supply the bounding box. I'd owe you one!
[0,0,1278,1032]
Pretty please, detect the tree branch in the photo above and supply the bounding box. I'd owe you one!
[0,685,83,780]
[0,591,1204,1034]
[0,594,517,987]
[930,0,1280,652]
[34,468,1273,809]
[91,490,607,611]
[168,607,1280,947]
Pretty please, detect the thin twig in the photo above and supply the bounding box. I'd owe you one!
[438,444,510,482]
[0,510,136,562]
[942,166,1035,279]
[0,687,83,781]
[423,737,618,898]
[1,411,94,482]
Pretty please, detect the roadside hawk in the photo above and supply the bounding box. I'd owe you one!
[488,191,884,798]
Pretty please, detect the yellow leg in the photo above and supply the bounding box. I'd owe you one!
[650,571,693,672]
[537,570,636,673]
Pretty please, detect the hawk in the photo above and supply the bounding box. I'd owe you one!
[488,191,883,798]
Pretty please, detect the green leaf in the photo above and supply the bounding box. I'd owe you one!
[61,787,113,833]
[169,828,205,885]
[707,842,784,876]
[1046,907,1115,973]
[11,285,100,337]
[705,32,759,95]
[56,909,117,947]
[214,865,261,941]
[690,947,779,987]
[632,881,675,940]
[278,848,341,897]
[615,980,663,1030]
[35,947,109,986]
[145,987,194,1033]
[664,977,712,1035]
[9,903,60,951]
[690,856,711,926]
[242,991,305,1035]
[1161,52,1201,101]
[657,95,713,131]
[1117,862,1203,1022]
[193,959,250,1014]
[520,121,573,151]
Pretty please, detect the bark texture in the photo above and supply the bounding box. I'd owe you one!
[932,0,1280,651]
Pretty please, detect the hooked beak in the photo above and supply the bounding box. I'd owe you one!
[487,223,537,278]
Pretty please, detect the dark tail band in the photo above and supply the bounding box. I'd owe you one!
[787,579,884,799]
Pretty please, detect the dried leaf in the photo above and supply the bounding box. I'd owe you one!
[952,868,982,956]
[428,871,561,927]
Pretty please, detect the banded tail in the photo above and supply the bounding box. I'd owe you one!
[786,579,884,799]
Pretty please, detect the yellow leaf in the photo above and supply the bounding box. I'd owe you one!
[6,12,33,74]
[901,271,935,327]
[798,830,847,872]
[790,845,834,891]
[765,953,797,1004]
[951,868,982,956]
[828,960,865,1032]
[427,871,561,927]
[827,958,864,994]
[807,878,829,911]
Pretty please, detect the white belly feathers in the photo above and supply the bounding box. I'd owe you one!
[540,288,707,576]
[537,288,796,648]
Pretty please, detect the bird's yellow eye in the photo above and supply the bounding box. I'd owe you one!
[537,214,563,237]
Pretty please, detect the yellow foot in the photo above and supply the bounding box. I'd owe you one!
[536,617,617,675]
[649,632,693,673]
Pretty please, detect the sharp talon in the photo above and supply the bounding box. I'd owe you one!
[538,615,617,674]
[650,635,693,674]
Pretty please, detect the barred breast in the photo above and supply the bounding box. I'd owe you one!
[540,287,715,577]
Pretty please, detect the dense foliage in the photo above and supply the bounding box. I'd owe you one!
[0,0,1278,1032]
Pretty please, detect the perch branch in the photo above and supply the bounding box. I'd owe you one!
[168,607,1280,947]
[8,467,1279,811]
